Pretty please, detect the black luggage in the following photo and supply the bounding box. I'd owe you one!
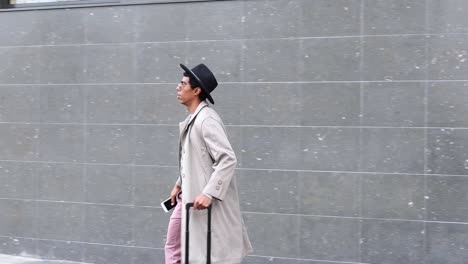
[185,203,212,264]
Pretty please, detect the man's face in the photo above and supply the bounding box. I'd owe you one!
[176,76,200,106]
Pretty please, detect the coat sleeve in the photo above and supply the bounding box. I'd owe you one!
[176,177,181,187]
[201,117,237,201]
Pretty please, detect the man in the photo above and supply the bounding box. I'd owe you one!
[164,63,252,264]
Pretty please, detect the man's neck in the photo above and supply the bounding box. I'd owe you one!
[186,100,202,113]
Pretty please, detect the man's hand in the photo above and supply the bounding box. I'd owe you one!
[170,184,181,206]
[193,194,212,210]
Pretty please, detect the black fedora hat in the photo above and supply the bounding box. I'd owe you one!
[180,63,218,104]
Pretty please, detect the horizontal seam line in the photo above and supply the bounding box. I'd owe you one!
[2,198,468,224]
[242,211,468,224]
[0,160,466,177]
[0,32,466,48]
[0,122,468,129]
[0,80,468,86]
[0,197,163,209]
[248,254,369,264]
[0,235,163,250]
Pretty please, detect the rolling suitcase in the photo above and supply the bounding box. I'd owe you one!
[185,203,212,264]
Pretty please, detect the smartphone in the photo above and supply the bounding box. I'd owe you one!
[161,197,177,212]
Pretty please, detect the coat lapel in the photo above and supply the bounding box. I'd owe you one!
[179,115,191,138]
[177,101,209,184]
[179,101,208,138]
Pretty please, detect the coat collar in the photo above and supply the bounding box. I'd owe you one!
[179,101,208,136]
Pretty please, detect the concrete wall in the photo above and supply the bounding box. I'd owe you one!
[0,0,468,263]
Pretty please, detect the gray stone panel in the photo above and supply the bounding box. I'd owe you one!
[39,85,85,123]
[361,174,425,220]
[243,0,302,39]
[132,248,165,264]
[134,125,178,166]
[362,36,426,81]
[84,205,133,246]
[85,164,133,205]
[237,169,301,214]
[133,207,168,248]
[361,220,425,264]
[361,128,425,173]
[0,200,35,237]
[86,125,134,164]
[187,41,242,83]
[0,161,39,199]
[428,82,468,127]
[36,240,83,263]
[0,12,41,46]
[238,170,360,217]
[362,82,426,127]
[299,217,360,261]
[0,85,40,123]
[36,202,83,241]
[244,213,360,261]
[363,0,426,35]
[240,127,360,171]
[243,38,360,82]
[0,236,36,257]
[243,0,360,38]
[84,7,136,44]
[0,124,40,161]
[299,0,361,37]
[0,47,40,84]
[428,34,468,80]
[86,85,135,124]
[427,0,468,34]
[300,38,361,81]
[37,163,84,202]
[235,83,290,125]
[83,244,133,264]
[39,9,85,45]
[133,166,178,207]
[134,84,187,125]
[135,42,187,83]
[427,128,468,175]
[297,83,361,126]
[186,0,243,40]
[84,44,136,83]
[426,222,468,264]
[39,124,84,163]
[243,256,330,264]
[242,39,301,82]
[134,4,186,42]
[427,176,468,222]
[211,83,241,125]
[39,46,84,84]
[238,83,360,126]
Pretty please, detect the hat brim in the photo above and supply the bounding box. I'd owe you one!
[180,64,214,104]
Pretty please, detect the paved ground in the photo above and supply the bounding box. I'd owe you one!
[0,255,90,264]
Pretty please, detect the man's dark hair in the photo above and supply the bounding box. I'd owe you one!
[183,72,208,101]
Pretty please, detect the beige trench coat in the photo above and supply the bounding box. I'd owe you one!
[177,101,252,264]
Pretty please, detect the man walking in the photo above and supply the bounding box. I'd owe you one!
[164,63,252,264]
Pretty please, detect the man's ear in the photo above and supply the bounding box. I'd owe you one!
[193,87,202,96]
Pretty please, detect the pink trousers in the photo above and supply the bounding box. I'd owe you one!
[165,195,182,264]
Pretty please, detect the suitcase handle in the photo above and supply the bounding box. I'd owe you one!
[185,203,212,264]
